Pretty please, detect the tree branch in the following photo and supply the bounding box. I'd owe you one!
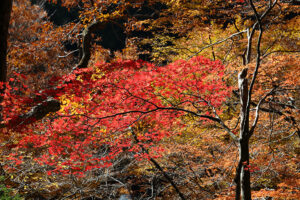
[0,98,60,128]
[262,50,300,59]
[0,19,117,128]
[74,20,109,70]
[244,0,278,139]
[249,88,276,136]
[188,30,247,59]
[130,128,186,200]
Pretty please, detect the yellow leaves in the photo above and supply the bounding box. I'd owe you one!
[90,71,104,80]
[79,0,126,25]
[118,187,130,195]
[277,16,300,39]
[31,176,44,182]
[166,0,183,7]
[51,182,59,188]
[59,94,85,115]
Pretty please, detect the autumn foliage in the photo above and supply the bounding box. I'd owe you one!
[1,56,230,176]
[0,0,299,199]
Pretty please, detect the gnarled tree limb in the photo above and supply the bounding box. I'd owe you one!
[1,19,113,128]
[0,98,60,128]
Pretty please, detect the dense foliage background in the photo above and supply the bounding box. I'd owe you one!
[0,0,299,199]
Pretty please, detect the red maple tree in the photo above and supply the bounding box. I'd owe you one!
[1,56,231,178]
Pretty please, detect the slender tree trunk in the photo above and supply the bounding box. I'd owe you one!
[0,0,12,85]
[0,0,12,176]
[0,0,12,115]
[235,68,251,200]
[238,137,251,200]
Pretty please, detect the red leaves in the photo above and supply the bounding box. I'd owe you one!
[2,56,231,176]
[242,161,260,173]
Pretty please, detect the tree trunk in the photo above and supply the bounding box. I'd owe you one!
[0,0,12,116]
[235,68,252,200]
[0,0,12,84]
[0,0,12,176]
[238,137,251,200]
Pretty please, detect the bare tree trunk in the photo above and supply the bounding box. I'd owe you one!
[0,0,12,115]
[0,0,12,176]
[234,0,278,197]
[0,0,12,85]
[235,68,251,200]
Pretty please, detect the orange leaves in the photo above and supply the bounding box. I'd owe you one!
[8,0,80,92]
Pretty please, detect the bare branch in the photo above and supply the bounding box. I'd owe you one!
[188,30,247,59]
[74,20,107,70]
[58,49,79,58]
[262,50,300,59]
[249,88,276,136]
[130,128,187,200]
[245,0,278,64]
